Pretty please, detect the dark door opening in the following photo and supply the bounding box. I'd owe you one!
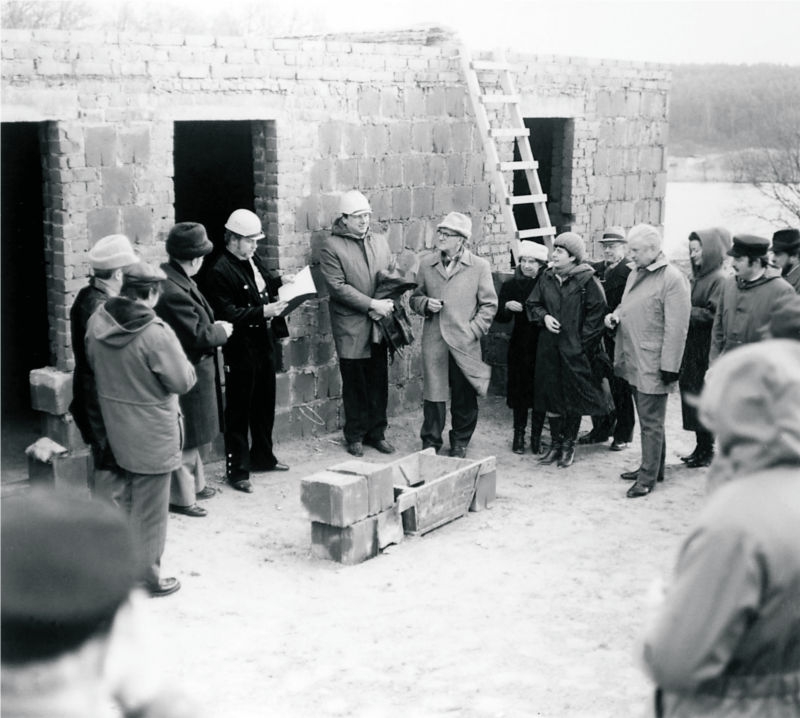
[2,122,50,479]
[173,121,256,274]
[513,118,573,236]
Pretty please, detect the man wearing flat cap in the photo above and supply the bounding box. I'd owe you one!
[771,227,800,293]
[710,234,794,361]
[156,222,233,518]
[69,234,139,496]
[87,262,196,597]
[410,212,498,458]
[200,209,290,493]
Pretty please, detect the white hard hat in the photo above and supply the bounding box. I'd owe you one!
[339,190,371,216]
[224,209,264,239]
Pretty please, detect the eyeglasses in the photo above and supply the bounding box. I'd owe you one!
[437,229,461,237]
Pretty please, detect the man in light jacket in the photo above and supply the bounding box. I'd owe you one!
[605,224,690,498]
[87,262,196,597]
[410,212,498,458]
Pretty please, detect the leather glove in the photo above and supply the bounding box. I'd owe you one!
[660,370,680,384]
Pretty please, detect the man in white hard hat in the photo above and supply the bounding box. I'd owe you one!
[69,234,139,497]
[199,209,290,493]
[319,190,396,457]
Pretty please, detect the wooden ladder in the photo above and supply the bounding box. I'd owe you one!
[459,48,555,262]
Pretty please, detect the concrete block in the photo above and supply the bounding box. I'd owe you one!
[119,128,150,164]
[84,126,116,167]
[412,187,434,217]
[392,188,412,219]
[29,367,73,415]
[87,208,120,243]
[101,166,135,205]
[40,412,86,451]
[389,122,412,154]
[122,205,154,244]
[28,448,92,493]
[376,505,404,549]
[311,516,378,565]
[300,470,369,527]
[329,459,395,516]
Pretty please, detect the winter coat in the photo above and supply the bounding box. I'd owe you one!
[319,219,394,360]
[592,258,633,361]
[679,228,729,431]
[495,269,541,408]
[613,254,691,395]
[200,249,289,365]
[410,249,498,401]
[86,297,196,475]
[526,264,609,416]
[783,263,800,293]
[155,261,228,449]
[69,279,114,465]
[643,340,800,718]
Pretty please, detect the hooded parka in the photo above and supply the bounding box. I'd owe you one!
[410,249,498,400]
[679,227,730,430]
[643,340,800,718]
[526,263,609,415]
[613,254,691,395]
[86,297,196,475]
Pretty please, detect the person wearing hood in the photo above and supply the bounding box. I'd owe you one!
[319,191,396,458]
[526,232,609,468]
[709,234,794,361]
[770,227,800,293]
[86,262,196,598]
[496,240,550,454]
[642,339,800,718]
[605,224,690,498]
[410,212,498,458]
[678,227,731,469]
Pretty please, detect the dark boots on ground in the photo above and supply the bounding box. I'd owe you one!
[558,415,581,468]
[538,416,563,465]
[682,430,714,468]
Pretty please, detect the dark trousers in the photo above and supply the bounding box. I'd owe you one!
[224,351,278,480]
[339,343,388,444]
[421,353,478,450]
[591,375,635,442]
[632,389,667,488]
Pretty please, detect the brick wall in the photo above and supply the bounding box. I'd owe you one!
[2,29,669,435]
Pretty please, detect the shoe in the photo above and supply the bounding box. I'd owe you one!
[686,451,714,468]
[558,440,575,468]
[250,459,289,472]
[169,503,207,517]
[620,469,639,481]
[365,439,396,454]
[264,461,289,472]
[196,486,217,500]
[449,446,467,458]
[680,447,699,463]
[609,440,629,451]
[512,429,525,454]
[346,442,364,457]
[578,431,608,446]
[626,482,653,498]
[148,577,181,598]
[530,436,542,455]
[538,441,562,465]
[229,479,253,493]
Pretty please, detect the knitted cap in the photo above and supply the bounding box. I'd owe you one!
[88,234,138,271]
[554,232,585,263]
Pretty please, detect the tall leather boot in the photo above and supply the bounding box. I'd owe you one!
[512,428,525,454]
[558,415,581,468]
[512,407,527,454]
[538,416,564,465]
[530,411,546,455]
[686,431,714,468]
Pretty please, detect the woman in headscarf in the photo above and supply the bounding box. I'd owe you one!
[495,241,550,454]
[526,232,609,468]
[678,227,730,468]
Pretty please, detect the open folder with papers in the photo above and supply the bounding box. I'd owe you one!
[277,265,317,316]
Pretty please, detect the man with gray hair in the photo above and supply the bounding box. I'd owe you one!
[605,224,690,498]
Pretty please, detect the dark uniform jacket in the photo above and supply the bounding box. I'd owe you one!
[200,250,288,364]
[591,259,631,312]
[155,261,229,449]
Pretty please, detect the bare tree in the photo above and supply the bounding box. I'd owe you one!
[2,0,94,29]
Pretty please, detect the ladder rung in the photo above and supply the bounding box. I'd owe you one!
[517,228,556,240]
[507,194,548,205]
[489,127,530,138]
[498,160,539,171]
[471,60,514,72]
[480,94,520,105]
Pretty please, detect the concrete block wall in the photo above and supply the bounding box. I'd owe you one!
[2,29,670,442]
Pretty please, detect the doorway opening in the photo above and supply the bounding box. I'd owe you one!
[1,122,50,481]
[512,118,574,236]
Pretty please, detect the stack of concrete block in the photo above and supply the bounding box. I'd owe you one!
[28,367,90,494]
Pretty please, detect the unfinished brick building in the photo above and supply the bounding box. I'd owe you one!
[1,27,669,476]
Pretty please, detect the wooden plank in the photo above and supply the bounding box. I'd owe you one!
[489,127,530,138]
[506,193,548,205]
[480,94,520,104]
[401,463,481,535]
[471,60,514,71]
[517,227,557,240]
[498,160,539,172]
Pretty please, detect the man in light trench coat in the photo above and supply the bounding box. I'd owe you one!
[410,212,498,458]
[605,224,690,498]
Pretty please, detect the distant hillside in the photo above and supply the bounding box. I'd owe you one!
[668,63,800,157]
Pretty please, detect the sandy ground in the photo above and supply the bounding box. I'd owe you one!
[145,393,705,718]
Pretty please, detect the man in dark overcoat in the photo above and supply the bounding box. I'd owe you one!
[770,227,800,293]
[69,234,138,496]
[156,222,233,516]
[580,226,635,451]
[200,209,290,494]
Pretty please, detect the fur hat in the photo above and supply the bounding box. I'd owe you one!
[771,228,800,255]
[166,222,213,260]
[88,234,138,271]
[554,232,585,263]
[437,212,472,239]
[768,293,800,340]
[518,241,549,263]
